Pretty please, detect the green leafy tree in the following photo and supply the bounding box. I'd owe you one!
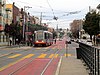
[4,24,10,34]
[52,31,57,39]
[29,24,48,32]
[83,11,99,39]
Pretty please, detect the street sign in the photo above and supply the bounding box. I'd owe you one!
[25,32,32,35]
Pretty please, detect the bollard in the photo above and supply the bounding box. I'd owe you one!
[65,41,68,58]
[76,48,81,59]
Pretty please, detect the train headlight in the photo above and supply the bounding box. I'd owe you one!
[36,41,39,42]
[42,41,44,42]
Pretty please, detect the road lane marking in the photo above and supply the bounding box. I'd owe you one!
[49,54,54,58]
[55,54,59,58]
[44,47,49,49]
[0,58,25,71]
[0,53,72,71]
[37,54,47,58]
[36,48,41,49]
[49,54,59,58]
[23,54,34,58]
[0,54,34,71]
[8,54,21,58]
[64,54,71,56]
[0,53,12,57]
[55,56,62,75]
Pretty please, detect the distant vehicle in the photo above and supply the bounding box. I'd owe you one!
[86,40,93,46]
[34,30,53,46]
[68,40,71,44]
[67,38,71,44]
[70,38,74,41]
[56,38,59,41]
[59,38,63,41]
[56,38,63,41]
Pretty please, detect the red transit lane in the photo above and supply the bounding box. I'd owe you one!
[0,58,32,75]
[49,38,66,50]
[43,58,60,75]
[0,58,60,75]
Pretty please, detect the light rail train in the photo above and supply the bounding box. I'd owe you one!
[34,30,53,46]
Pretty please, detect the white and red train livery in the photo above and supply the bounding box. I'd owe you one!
[34,30,53,46]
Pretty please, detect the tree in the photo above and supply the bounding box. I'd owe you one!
[29,24,48,32]
[83,11,99,39]
[52,31,57,39]
[4,24,10,34]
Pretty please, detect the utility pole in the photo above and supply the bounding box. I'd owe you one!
[40,12,42,26]
[97,4,100,34]
[23,6,25,40]
[23,6,32,41]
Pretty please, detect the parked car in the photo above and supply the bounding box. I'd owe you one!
[67,38,71,44]
[71,39,74,42]
[86,40,93,46]
[68,40,71,44]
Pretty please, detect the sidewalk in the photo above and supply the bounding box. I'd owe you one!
[54,40,89,75]
[56,56,89,75]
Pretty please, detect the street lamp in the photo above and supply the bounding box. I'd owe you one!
[53,16,59,38]
[97,4,100,46]
[97,4,100,34]
[23,6,32,41]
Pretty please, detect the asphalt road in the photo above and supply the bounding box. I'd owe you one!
[0,38,79,75]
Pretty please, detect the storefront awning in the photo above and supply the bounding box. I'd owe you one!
[0,25,4,31]
[25,32,32,35]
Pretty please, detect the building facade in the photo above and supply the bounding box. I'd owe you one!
[0,0,7,46]
[6,2,20,25]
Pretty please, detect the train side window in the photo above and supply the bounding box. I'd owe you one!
[45,33,47,39]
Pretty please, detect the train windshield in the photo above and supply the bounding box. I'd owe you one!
[37,32,43,40]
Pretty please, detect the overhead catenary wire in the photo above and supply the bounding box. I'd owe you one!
[7,0,84,23]
[46,0,58,20]
[13,1,51,10]
[8,0,82,15]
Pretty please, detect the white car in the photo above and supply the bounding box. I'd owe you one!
[86,40,93,46]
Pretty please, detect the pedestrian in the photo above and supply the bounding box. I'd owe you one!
[30,38,33,46]
[16,38,18,45]
[9,37,12,46]
[54,38,56,44]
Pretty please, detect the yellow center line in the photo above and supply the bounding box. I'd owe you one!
[37,54,47,58]
[8,54,21,58]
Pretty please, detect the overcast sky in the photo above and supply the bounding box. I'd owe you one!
[7,0,100,29]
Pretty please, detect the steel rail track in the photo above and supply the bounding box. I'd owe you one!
[7,49,59,75]
[40,50,59,75]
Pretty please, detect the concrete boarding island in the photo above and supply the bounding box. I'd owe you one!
[57,56,89,75]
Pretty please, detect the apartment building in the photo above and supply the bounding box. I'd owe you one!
[6,2,20,25]
[0,0,7,45]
